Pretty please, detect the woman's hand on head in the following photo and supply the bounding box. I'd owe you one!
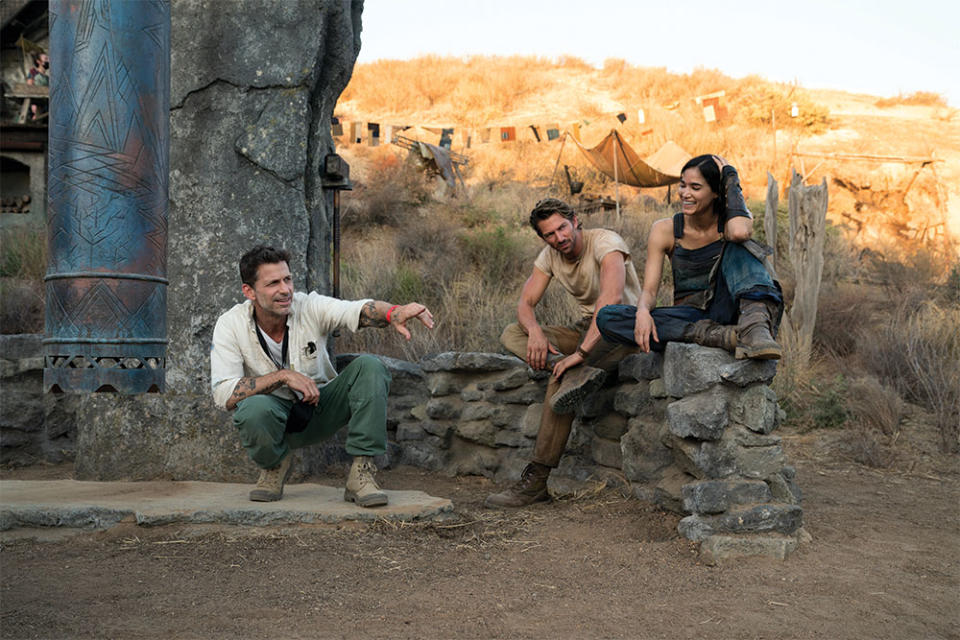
[712,155,728,171]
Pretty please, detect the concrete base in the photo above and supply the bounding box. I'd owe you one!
[0,480,454,531]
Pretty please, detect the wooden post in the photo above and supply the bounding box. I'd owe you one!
[549,132,568,192]
[612,132,621,223]
[786,170,828,366]
[765,172,779,270]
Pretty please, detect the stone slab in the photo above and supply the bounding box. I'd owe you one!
[699,534,799,564]
[0,479,453,531]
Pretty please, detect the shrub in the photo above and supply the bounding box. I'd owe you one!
[0,278,44,334]
[859,300,960,452]
[846,376,904,437]
[342,153,432,229]
[875,91,948,108]
[457,225,529,286]
[841,426,898,469]
[0,226,46,280]
[813,283,884,357]
[730,79,830,133]
[0,227,46,334]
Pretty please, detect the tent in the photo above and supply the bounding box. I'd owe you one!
[570,129,690,188]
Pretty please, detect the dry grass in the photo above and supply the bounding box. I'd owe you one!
[840,426,899,469]
[874,91,949,109]
[859,300,960,452]
[0,227,46,334]
[846,376,905,437]
[0,226,46,281]
[813,283,885,357]
[333,153,675,362]
[0,278,44,334]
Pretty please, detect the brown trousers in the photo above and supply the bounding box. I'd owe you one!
[500,321,635,467]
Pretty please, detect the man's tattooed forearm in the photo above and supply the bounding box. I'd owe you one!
[230,376,282,402]
[358,300,388,328]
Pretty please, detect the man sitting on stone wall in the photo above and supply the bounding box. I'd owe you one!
[485,198,640,508]
[210,245,434,506]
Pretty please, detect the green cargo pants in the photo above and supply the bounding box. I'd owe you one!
[232,354,391,469]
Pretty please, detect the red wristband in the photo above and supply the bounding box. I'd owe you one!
[386,304,400,323]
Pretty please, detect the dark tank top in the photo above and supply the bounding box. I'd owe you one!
[670,213,723,308]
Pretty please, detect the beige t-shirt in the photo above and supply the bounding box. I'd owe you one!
[534,228,641,319]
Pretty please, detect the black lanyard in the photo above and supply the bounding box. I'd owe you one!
[255,324,289,369]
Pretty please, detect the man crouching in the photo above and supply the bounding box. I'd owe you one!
[210,245,434,506]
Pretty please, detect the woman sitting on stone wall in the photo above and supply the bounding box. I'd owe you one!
[595,154,782,360]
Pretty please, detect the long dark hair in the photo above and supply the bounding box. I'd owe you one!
[681,154,723,217]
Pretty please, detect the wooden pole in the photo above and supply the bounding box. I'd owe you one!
[613,132,621,222]
[549,132,568,192]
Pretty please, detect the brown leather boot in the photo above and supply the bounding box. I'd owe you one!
[681,319,737,353]
[549,365,606,415]
[249,453,294,502]
[735,299,782,360]
[484,462,551,508]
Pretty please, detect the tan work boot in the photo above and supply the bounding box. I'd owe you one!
[249,453,294,502]
[682,319,738,353]
[549,365,606,415]
[484,462,551,508]
[344,456,388,507]
[736,299,782,360]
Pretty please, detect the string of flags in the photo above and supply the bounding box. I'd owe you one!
[332,90,739,149]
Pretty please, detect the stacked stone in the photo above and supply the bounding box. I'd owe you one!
[400,352,546,480]
[658,343,804,562]
[612,351,682,507]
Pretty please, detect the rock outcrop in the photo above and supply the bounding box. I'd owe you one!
[73,0,364,481]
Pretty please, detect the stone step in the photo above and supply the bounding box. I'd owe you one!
[0,479,453,532]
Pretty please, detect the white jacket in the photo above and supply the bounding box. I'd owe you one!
[210,291,371,410]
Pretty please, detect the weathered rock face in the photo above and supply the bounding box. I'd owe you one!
[0,335,78,466]
[74,0,364,480]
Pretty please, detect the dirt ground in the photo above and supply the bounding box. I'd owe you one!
[1,427,958,640]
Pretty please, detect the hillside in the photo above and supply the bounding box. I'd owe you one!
[325,56,958,458]
[336,56,959,250]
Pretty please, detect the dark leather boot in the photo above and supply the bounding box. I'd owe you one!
[681,319,737,353]
[549,365,606,414]
[484,462,551,508]
[736,299,782,360]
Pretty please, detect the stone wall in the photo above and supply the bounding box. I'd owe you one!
[352,344,805,561]
[0,335,78,466]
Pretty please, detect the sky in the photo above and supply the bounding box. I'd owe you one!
[356,0,959,107]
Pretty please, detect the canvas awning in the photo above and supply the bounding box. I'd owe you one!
[570,129,691,188]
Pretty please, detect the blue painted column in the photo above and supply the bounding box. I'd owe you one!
[44,0,170,394]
